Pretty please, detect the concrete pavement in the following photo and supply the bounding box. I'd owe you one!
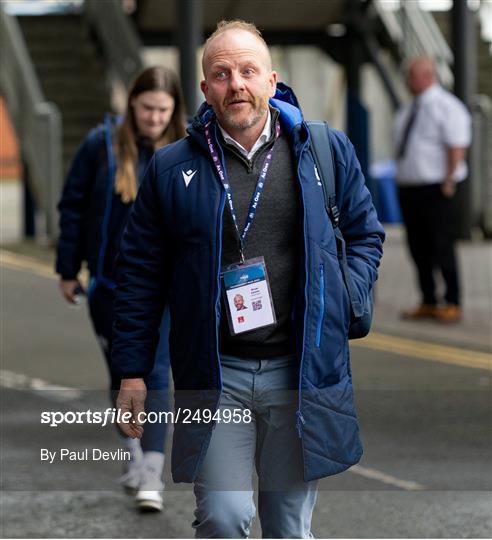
[373,225,492,352]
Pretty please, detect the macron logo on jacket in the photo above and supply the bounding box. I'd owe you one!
[182,169,197,187]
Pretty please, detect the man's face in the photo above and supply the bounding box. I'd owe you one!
[200,30,277,133]
[406,60,434,96]
[131,90,175,141]
[234,295,244,310]
[407,67,425,96]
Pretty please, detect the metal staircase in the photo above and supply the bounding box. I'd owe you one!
[0,0,142,240]
[17,14,112,176]
[373,0,454,88]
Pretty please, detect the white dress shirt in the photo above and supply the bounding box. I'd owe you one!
[218,111,272,161]
[394,84,472,185]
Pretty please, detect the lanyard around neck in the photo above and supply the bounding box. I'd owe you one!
[204,119,281,263]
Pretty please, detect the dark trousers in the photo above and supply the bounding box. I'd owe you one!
[398,183,461,306]
[88,284,170,452]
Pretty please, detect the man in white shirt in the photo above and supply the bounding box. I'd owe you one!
[394,56,471,323]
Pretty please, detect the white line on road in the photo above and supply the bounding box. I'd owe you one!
[0,369,83,401]
[349,464,426,491]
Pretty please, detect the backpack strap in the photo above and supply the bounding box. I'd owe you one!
[306,121,340,229]
[306,121,364,319]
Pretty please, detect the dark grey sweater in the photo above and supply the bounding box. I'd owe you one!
[218,114,301,358]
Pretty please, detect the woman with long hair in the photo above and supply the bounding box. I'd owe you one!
[56,66,186,512]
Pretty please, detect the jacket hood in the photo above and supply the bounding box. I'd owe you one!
[188,82,305,142]
[269,82,304,132]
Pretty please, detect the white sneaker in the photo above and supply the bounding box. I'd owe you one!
[135,451,165,513]
[135,490,163,512]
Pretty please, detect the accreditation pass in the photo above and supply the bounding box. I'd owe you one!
[221,256,277,335]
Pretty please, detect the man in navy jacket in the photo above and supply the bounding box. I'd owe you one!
[113,20,384,538]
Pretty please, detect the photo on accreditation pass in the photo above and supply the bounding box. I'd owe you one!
[221,257,277,335]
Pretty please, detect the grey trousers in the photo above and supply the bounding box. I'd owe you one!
[192,355,318,538]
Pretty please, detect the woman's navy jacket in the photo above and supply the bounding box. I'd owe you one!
[56,116,153,287]
[112,84,385,483]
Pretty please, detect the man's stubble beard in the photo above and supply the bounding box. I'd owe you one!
[221,99,268,131]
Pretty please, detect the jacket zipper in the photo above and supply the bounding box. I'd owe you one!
[315,263,325,347]
[97,115,117,287]
[296,135,309,438]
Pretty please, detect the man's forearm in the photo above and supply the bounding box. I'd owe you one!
[441,146,467,197]
[446,146,466,182]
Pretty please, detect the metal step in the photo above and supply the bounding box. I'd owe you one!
[28,61,105,76]
[24,43,99,60]
[17,14,83,33]
[39,78,109,94]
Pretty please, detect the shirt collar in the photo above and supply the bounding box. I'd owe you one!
[217,110,272,161]
[417,83,440,104]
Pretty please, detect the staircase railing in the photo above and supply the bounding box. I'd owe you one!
[84,0,143,88]
[373,0,453,88]
[0,7,62,240]
[398,2,454,88]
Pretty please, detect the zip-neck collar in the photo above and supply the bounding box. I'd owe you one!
[217,109,272,161]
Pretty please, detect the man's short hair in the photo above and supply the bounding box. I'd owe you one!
[404,56,436,78]
[205,20,267,49]
[202,19,271,72]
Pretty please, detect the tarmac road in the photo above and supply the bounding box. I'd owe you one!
[1,261,491,538]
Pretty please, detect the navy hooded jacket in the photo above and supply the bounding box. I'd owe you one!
[56,116,153,288]
[112,84,385,483]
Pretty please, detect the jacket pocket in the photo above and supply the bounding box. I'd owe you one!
[315,263,325,347]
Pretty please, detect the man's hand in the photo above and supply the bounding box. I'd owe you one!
[116,378,147,438]
[443,146,465,199]
[441,179,456,198]
[59,279,83,304]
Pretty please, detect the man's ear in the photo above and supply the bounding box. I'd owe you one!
[269,71,278,98]
[200,80,210,104]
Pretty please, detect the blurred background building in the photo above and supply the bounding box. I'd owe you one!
[1,0,491,243]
